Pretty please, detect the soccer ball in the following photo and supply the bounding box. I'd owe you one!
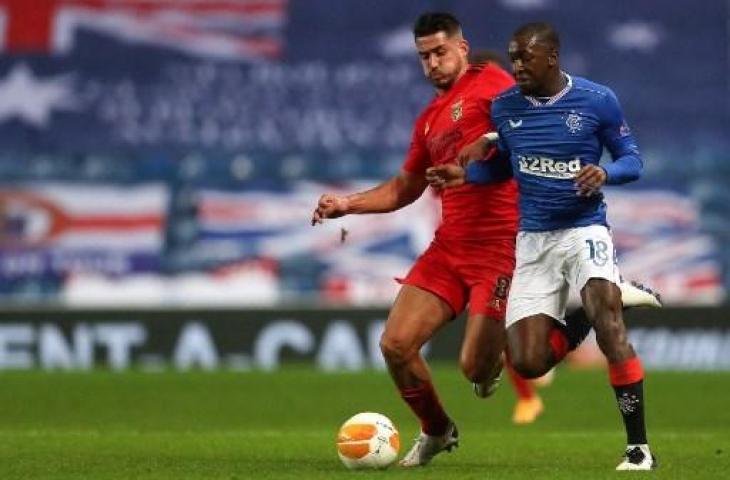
[336,412,400,469]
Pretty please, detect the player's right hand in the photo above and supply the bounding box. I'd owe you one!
[456,134,493,166]
[425,164,467,189]
[311,194,350,225]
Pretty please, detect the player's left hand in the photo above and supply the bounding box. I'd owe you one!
[574,165,607,197]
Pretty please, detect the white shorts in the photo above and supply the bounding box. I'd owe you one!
[505,225,620,328]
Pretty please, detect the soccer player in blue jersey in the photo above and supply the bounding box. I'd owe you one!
[426,22,657,470]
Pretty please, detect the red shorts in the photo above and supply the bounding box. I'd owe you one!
[397,239,515,319]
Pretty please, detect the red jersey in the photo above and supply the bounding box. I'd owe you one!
[403,63,519,242]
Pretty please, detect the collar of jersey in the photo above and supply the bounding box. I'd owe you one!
[525,72,572,107]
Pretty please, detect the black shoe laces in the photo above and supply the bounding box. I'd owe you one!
[624,447,646,464]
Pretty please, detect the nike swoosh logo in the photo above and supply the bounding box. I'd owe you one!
[509,119,523,129]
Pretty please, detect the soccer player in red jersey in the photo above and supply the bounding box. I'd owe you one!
[469,48,547,425]
[312,12,519,466]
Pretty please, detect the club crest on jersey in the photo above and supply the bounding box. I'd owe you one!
[619,121,631,137]
[566,112,582,134]
[451,100,463,122]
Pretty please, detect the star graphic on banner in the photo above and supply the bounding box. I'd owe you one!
[0,64,79,128]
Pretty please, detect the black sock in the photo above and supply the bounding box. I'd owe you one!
[613,380,647,445]
[562,308,592,350]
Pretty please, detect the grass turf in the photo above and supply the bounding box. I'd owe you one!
[0,366,728,479]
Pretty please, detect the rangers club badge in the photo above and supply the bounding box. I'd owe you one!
[619,121,631,137]
[566,112,582,133]
[451,99,463,122]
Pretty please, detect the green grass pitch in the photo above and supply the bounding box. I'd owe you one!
[0,366,728,479]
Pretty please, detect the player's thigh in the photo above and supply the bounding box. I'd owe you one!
[567,225,621,293]
[381,284,454,355]
[506,231,569,329]
[506,313,555,377]
[397,242,468,319]
[581,276,623,321]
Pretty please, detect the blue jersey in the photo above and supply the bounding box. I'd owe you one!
[489,73,642,232]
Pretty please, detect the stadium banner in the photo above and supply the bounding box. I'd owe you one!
[0,307,729,371]
[0,183,169,279]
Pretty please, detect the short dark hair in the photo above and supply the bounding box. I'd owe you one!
[469,49,508,69]
[512,22,560,50]
[413,12,462,38]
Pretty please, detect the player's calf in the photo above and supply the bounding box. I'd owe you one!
[460,312,507,398]
[582,279,633,363]
[590,304,633,364]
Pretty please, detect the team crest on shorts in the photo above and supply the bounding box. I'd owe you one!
[489,275,511,313]
[451,99,463,122]
[566,112,582,134]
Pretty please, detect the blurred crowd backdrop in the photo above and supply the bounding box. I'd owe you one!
[0,0,728,307]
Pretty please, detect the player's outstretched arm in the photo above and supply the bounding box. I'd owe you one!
[455,132,498,165]
[427,156,513,190]
[311,171,428,225]
[311,193,350,225]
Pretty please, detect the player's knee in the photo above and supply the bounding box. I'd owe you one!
[510,350,549,379]
[379,332,417,366]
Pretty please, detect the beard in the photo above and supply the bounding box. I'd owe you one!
[430,76,455,90]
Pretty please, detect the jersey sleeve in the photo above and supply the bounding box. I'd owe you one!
[597,89,643,184]
[490,99,510,156]
[465,100,513,186]
[465,154,513,184]
[401,116,430,174]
